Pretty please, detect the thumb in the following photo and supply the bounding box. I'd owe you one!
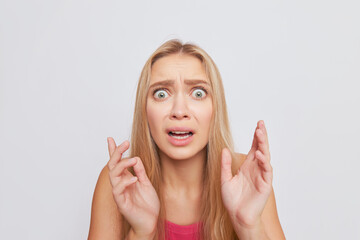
[132,157,151,183]
[221,148,233,185]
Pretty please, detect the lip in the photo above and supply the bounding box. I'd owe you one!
[165,127,195,134]
[167,133,194,146]
[166,127,195,147]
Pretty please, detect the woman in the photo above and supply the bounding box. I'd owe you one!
[88,39,285,239]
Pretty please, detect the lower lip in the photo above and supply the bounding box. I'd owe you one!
[167,134,194,146]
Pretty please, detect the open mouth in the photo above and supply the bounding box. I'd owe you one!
[168,131,194,139]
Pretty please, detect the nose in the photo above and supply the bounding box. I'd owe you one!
[170,94,190,120]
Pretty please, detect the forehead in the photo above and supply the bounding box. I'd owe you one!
[150,54,208,83]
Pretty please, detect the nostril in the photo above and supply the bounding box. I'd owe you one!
[170,111,189,120]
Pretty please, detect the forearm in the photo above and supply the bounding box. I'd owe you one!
[232,220,270,240]
[125,228,155,240]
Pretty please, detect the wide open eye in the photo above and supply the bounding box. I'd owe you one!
[192,88,207,99]
[154,89,169,99]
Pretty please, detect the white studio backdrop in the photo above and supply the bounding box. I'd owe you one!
[1,0,359,239]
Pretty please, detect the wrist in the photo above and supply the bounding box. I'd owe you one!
[126,228,156,240]
[231,219,270,240]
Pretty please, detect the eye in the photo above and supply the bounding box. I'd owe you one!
[192,88,207,99]
[153,89,169,99]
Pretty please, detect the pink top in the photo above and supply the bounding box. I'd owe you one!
[165,220,203,240]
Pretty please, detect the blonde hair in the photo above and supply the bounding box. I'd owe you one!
[122,39,238,239]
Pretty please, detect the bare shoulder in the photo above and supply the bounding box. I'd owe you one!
[88,165,123,240]
[231,152,247,175]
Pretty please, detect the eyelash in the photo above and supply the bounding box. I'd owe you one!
[152,87,208,98]
[152,87,167,96]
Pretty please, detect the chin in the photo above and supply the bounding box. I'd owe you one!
[160,144,207,161]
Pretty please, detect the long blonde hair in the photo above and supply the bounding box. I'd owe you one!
[122,39,238,239]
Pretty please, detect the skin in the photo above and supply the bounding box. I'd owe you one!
[146,54,212,222]
[221,121,275,239]
[88,53,285,240]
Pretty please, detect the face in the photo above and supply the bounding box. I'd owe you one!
[146,54,213,161]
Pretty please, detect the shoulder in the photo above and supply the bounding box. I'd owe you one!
[88,165,123,240]
[231,152,247,175]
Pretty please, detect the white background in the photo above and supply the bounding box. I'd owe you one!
[1,0,359,239]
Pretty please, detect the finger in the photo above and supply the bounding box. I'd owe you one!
[259,165,273,185]
[259,120,269,151]
[107,137,117,158]
[107,140,130,171]
[256,169,272,189]
[256,128,268,153]
[249,125,259,156]
[262,169,273,185]
[132,157,151,183]
[221,148,233,185]
[256,126,271,161]
[258,120,270,148]
[255,150,273,184]
[110,157,138,179]
[255,150,272,172]
[260,121,271,161]
[112,175,138,199]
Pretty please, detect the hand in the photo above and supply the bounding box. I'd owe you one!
[107,137,160,238]
[221,120,273,229]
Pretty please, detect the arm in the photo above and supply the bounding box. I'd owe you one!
[261,187,285,239]
[88,166,157,240]
[88,138,159,240]
[221,121,285,240]
[231,187,285,240]
[88,166,122,240]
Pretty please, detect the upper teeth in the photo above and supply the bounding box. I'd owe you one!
[172,131,190,134]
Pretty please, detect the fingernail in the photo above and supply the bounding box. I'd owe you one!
[128,158,136,164]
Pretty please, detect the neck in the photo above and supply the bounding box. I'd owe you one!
[160,147,206,197]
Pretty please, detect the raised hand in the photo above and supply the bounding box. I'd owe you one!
[221,120,273,229]
[107,137,160,238]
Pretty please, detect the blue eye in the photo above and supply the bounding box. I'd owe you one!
[192,88,207,99]
[154,89,169,99]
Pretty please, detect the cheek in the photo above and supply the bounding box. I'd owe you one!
[189,101,213,130]
[198,102,213,125]
[146,105,157,133]
[146,103,166,134]
[203,105,213,129]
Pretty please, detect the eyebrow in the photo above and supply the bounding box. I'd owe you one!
[149,79,210,89]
